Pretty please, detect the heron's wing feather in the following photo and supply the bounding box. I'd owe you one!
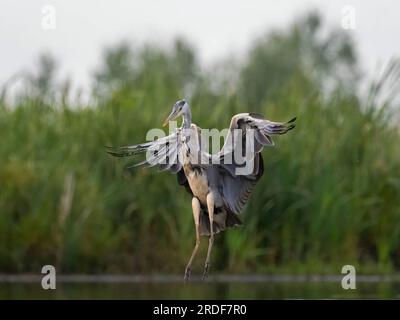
[106,129,184,173]
[216,113,295,214]
[216,113,296,162]
[219,153,264,214]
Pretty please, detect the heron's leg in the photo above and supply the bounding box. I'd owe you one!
[184,197,201,282]
[203,192,215,280]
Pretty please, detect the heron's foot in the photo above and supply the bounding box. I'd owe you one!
[202,262,211,280]
[184,267,191,282]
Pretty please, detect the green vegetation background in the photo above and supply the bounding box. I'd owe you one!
[1,13,399,274]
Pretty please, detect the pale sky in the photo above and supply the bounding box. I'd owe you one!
[0,0,399,93]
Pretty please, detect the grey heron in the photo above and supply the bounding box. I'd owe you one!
[107,99,296,280]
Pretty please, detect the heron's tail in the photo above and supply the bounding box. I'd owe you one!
[198,207,242,236]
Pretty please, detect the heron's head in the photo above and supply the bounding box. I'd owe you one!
[163,99,189,127]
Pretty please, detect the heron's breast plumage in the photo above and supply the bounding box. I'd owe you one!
[183,163,209,205]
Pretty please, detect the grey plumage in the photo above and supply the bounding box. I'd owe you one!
[107,99,296,280]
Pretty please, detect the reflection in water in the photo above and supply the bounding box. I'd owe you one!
[1,280,400,299]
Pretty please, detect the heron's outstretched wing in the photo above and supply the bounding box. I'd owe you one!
[219,152,264,214]
[216,113,296,164]
[216,113,296,214]
[106,129,185,174]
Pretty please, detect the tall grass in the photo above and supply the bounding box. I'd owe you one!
[1,76,399,274]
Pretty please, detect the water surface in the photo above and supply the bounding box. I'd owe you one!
[1,275,399,299]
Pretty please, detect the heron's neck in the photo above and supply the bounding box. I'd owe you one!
[182,108,192,129]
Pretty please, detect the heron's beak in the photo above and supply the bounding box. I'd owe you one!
[162,110,178,127]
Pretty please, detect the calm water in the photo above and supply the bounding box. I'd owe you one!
[1,275,400,299]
